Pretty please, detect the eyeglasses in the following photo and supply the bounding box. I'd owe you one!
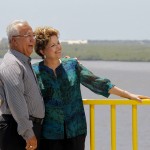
[12,34,35,38]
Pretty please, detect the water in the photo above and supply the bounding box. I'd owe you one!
[32,60,150,150]
[3,58,150,150]
[79,61,150,150]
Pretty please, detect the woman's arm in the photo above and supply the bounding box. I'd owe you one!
[109,86,150,102]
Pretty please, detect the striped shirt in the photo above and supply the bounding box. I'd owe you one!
[0,50,45,140]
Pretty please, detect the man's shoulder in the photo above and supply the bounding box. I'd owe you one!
[0,52,21,71]
[2,52,18,64]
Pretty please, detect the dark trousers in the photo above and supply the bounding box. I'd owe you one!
[0,115,42,150]
[39,134,86,150]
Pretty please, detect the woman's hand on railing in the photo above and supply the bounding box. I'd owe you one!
[127,94,150,102]
[109,86,150,102]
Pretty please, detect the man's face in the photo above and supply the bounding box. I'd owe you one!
[11,23,35,57]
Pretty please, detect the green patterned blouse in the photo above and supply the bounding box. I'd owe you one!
[32,58,114,139]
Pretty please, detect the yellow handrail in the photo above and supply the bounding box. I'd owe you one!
[111,105,116,150]
[132,105,138,150]
[90,105,95,150]
[83,99,150,150]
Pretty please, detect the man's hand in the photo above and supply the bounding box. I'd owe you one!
[65,56,70,58]
[26,136,37,150]
[65,56,82,64]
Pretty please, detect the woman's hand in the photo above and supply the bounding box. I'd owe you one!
[109,86,150,102]
[129,94,150,102]
[130,93,150,101]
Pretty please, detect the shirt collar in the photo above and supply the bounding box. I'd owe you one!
[9,49,31,64]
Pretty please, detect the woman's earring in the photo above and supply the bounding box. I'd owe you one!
[44,55,46,59]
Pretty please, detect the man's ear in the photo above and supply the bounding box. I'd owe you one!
[11,37,17,46]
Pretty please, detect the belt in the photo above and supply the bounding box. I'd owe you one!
[29,116,43,125]
[0,115,43,125]
[0,114,14,121]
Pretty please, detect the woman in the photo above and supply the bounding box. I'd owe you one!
[32,26,149,150]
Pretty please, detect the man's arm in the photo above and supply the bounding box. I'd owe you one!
[0,64,34,140]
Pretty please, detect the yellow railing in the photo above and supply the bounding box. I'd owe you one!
[83,99,150,150]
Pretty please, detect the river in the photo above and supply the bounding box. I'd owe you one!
[32,60,150,150]
[79,61,150,150]
[2,58,150,150]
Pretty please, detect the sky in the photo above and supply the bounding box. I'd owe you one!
[1,0,150,40]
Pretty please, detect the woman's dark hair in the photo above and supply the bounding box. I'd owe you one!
[34,26,59,59]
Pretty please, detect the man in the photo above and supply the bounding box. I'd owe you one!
[0,20,45,150]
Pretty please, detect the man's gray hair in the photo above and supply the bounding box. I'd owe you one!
[6,19,29,42]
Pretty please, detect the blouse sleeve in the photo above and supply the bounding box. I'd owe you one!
[77,62,115,98]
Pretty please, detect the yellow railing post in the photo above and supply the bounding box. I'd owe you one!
[90,104,95,150]
[132,105,138,150]
[83,99,150,150]
[111,105,116,150]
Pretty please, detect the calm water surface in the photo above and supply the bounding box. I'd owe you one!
[79,61,150,150]
[31,60,150,150]
[2,58,150,150]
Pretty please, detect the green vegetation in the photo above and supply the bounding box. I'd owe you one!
[61,41,150,61]
[1,41,150,61]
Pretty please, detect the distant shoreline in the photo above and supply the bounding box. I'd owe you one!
[0,40,150,61]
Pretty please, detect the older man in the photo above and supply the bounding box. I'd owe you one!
[0,20,45,150]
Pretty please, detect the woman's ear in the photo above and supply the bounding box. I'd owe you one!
[40,50,44,55]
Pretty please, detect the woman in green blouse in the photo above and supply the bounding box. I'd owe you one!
[32,26,149,150]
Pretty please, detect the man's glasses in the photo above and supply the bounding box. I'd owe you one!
[12,34,35,38]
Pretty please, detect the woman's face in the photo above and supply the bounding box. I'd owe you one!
[41,35,62,60]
